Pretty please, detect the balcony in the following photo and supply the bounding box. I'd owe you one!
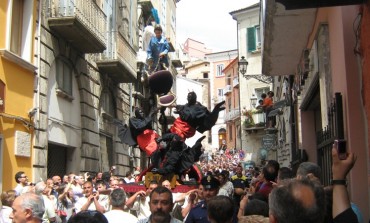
[138,0,154,19]
[243,110,265,130]
[169,50,182,68]
[213,96,225,104]
[224,85,232,95]
[224,107,241,122]
[47,0,107,53]
[233,77,239,88]
[96,31,137,83]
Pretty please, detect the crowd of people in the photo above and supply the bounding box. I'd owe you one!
[0,25,361,222]
[0,146,361,223]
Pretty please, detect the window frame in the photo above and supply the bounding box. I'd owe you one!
[247,25,261,52]
[216,64,224,77]
[55,57,73,100]
[217,88,224,97]
[6,0,33,62]
[101,90,115,117]
[255,87,270,100]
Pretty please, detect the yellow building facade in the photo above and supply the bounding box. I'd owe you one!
[0,0,37,191]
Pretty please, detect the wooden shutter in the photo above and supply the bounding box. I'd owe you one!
[247,27,256,52]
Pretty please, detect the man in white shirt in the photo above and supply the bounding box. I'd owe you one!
[123,172,135,184]
[74,181,109,214]
[137,186,182,223]
[14,171,29,196]
[126,180,158,220]
[34,181,56,223]
[9,193,45,223]
[103,188,137,223]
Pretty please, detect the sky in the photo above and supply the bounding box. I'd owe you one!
[176,0,259,52]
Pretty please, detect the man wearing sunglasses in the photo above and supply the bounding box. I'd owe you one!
[14,171,29,196]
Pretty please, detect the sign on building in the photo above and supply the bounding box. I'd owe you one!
[261,134,276,150]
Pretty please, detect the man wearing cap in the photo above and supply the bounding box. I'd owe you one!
[185,175,220,223]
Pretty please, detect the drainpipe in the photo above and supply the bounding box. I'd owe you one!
[129,83,133,162]
[36,0,42,122]
[128,0,134,162]
[236,21,244,151]
[33,0,43,184]
[129,0,133,44]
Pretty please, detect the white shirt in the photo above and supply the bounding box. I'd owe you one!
[14,184,24,196]
[71,184,84,201]
[143,25,155,51]
[124,177,135,183]
[137,216,182,223]
[74,195,110,213]
[104,210,137,223]
[217,188,228,196]
[131,196,151,220]
[41,195,56,223]
[0,206,12,223]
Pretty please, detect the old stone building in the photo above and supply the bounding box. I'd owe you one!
[32,0,165,180]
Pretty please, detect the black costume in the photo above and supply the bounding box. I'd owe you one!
[115,108,159,156]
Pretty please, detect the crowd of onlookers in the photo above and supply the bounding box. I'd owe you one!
[0,146,363,223]
[199,147,246,177]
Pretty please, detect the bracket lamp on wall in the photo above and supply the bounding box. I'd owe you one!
[239,56,273,84]
[238,56,248,75]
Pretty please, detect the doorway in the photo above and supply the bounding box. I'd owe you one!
[47,144,68,179]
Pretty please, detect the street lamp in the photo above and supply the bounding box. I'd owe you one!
[250,94,258,108]
[238,56,248,75]
[238,56,273,84]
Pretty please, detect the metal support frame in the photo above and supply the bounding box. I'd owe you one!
[243,74,273,84]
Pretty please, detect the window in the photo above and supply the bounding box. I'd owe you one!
[216,88,224,103]
[229,125,233,141]
[101,91,114,117]
[255,87,270,100]
[203,73,208,78]
[255,26,261,48]
[216,64,224,77]
[217,88,224,97]
[10,0,23,55]
[8,0,33,61]
[56,58,73,96]
[247,25,261,52]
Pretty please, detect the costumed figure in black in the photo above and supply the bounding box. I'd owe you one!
[114,107,159,157]
[170,91,225,140]
[152,92,225,176]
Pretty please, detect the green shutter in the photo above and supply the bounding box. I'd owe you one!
[247,27,256,52]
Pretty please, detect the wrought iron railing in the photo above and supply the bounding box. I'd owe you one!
[225,107,241,121]
[224,85,232,94]
[110,31,136,73]
[47,0,107,44]
[316,93,343,186]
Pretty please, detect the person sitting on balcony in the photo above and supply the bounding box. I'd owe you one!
[147,25,170,73]
[142,17,155,52]
[261,92,274,128]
